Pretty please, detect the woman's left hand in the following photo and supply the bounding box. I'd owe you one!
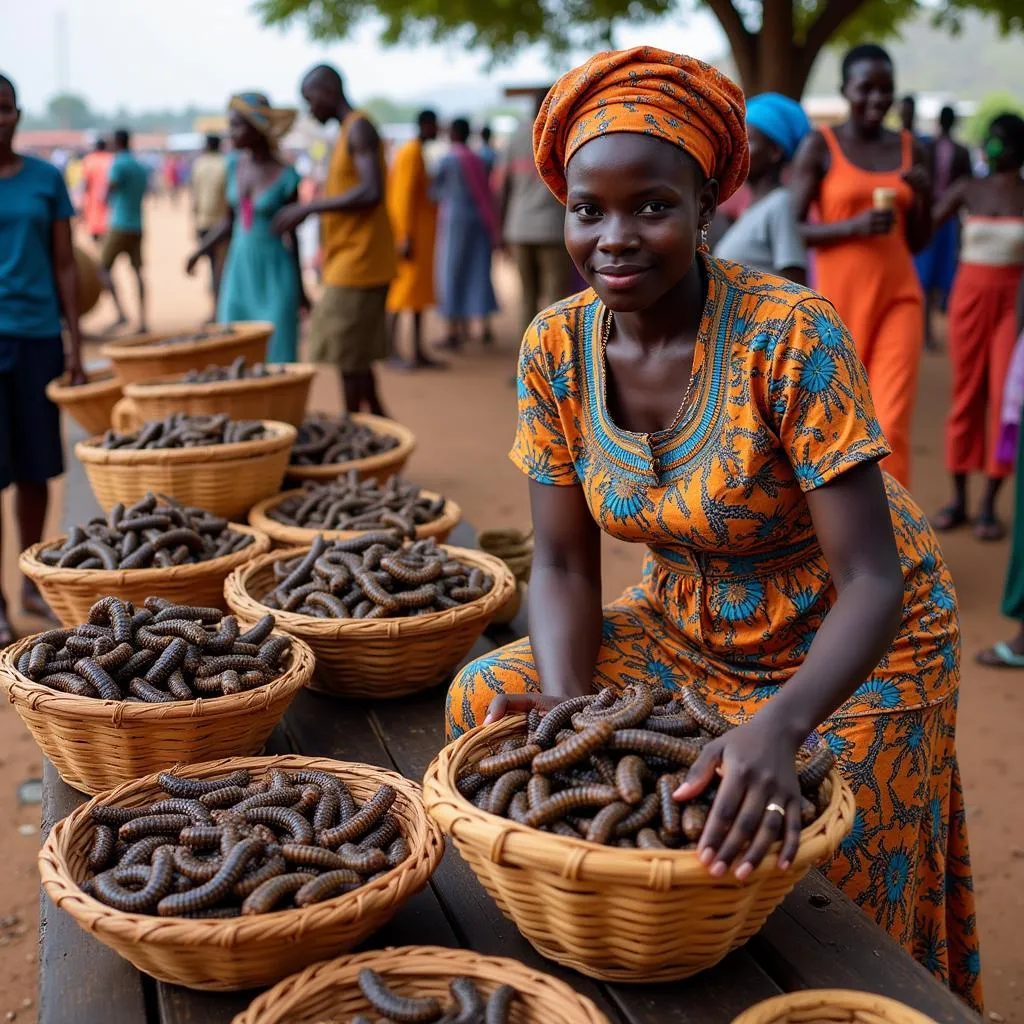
[901,165,930,199]
[673,716,803,880]
[65,353,87,386]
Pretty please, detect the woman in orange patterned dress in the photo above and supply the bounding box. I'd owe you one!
[447,48,982,1009]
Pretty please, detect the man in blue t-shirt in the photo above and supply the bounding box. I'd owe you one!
[99,128,149,333]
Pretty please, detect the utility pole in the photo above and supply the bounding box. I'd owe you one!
[55,8,69,95]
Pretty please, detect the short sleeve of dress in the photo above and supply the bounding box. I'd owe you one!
[282,165,301,197]
[509,313,580,486]
[768,296,891,491]
[50,166,75,221]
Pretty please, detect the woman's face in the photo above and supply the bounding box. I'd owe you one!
[746,126,782,181]
[564,133,718,315]
[0,84,19,149]
[842,59,894,132]
[229,111,260,152]
[986,124,1022,174]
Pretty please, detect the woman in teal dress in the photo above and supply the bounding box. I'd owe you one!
[187,93,307,362]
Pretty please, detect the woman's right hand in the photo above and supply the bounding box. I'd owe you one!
[483,692,572,726]
[849,208,894,237]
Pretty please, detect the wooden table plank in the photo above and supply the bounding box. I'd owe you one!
[750,875,980,1024]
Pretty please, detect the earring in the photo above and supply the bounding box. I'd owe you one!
[698,222,710,254]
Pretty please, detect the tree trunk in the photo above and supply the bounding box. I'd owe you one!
[756,0,800,96]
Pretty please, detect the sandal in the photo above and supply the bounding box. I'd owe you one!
[976,641,1024,668]
[973,516,1006,542]
[930,504,968,532]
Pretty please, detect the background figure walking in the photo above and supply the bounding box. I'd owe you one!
[99,128,150,335]
[80,137,112,246]
[434,117,498,351]
[275,64,395,415]
[386,109,441,369]
[189,134,229,323]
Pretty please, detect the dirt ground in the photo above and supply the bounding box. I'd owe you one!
[0,198,1021,1022]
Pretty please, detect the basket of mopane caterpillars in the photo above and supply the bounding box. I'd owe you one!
[123,358,315,428]
[76,414,297,522]
[286,413,416,485]
[0,598,314,793]
[232,946,611,1024]
[248,471,462,548]
[224,534,515,698]
[730,990,937,1024]
[39,756,444,990]
[19,492,270,627]
[424,683,855,983]
[101,322,273,384]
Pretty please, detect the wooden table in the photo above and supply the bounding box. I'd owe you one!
[35,518,980,1023]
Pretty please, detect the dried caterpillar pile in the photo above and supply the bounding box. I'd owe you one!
[291,413,400,466]
[154,325,236,347]
[163,356,284,384]
[262,534,494,619]
[36,492,253,571]
[457,684,836,848]
[269,472,447,535]
[344,969,517,1024]
[81,769,410,918]
[17,597,289,701]
[98,413,268,450]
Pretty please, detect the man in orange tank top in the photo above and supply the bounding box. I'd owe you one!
[273,64,396,415]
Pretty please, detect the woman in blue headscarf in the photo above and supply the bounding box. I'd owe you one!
[715,92,812,282]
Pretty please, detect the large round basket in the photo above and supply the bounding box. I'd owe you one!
[248,487,462,548]
[1,635,314,794]
[74,245,103,316]
[46,369,123,437]
[75,420,297,522]
[123,364,315,428]
[286,414,416,485]
[730,990,937,1024]
[423,716,856,983]
[19,525,270,628]
[232,945,611,1024]
[101,322,272,385]
[224,545,515,699]
[39,756,445,990]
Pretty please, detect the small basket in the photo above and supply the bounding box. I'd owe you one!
[18,525,270,628]
[75,420,297,522]
[286,414,416,485]
[730,990,937,1024]
[231,945,611,1024]
[123,364,315,428]
[478,526,533,625]
[39,756,445,990]
[224,545,516,699]
[424,716,856,983]
[46,369,123,437]
[101,322,272,385]
[1,635,314,794]
[248,487,462,548]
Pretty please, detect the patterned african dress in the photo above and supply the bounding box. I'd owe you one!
[447,256,982,1010]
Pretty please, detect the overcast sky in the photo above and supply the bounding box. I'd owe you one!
[5,1,726,113]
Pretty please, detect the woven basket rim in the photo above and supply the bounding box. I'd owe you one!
[230,944,611,1024]
[124,363,316,398]
[1,631,314,722]
[75,420,297,466]
[729,989,939,1024]
[46,369,121,400]
[287,413,416,479]
[224,543,516,639]
[39,755,444,945]
[19,523,269,589]
[424,715,855,886]
[247,487,462,545]
[100,322,274,362]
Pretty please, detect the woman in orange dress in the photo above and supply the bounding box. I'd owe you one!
[446,47,981,1009]
[789,44,931,489]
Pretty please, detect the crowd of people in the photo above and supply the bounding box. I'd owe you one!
[1,40,1024,1014]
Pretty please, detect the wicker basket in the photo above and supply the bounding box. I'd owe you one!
[224,545,516,698]
[19,525,270,628]
[424,716,856,983]
[46,369,123,437]
[232,945,611,1024]
[110,396,141,432]
[1,635,314,794]
[101,322,273,385]
[76,420,297,521]
[247,487,462,548]
[39,756,444,990]
[285,414,416,485]
[730,990,937,1024]
[123,364,315,428]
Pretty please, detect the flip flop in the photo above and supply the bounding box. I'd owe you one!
[973,516,1007,542]
[930,504,968,532]
[976,642,1024,668]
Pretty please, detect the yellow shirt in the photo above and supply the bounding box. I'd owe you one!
[191,152,228,232]
[321,111,396,289]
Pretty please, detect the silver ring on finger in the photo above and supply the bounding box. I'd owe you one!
[764,801,786,820]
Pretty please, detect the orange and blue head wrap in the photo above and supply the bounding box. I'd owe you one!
[533,46,749,204]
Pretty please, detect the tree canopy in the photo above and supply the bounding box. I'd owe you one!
[257,0,1024,97]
